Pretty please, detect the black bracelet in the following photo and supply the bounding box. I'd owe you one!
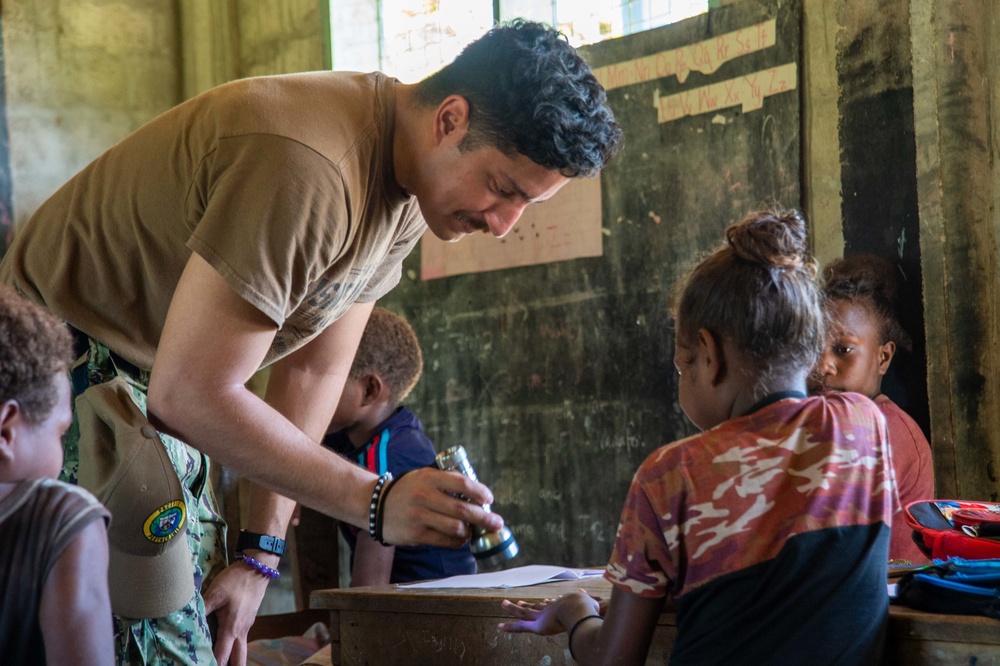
[568,614,603,661]
[368,472,393,542]
[374,469,412,545]
[236,530,286,557]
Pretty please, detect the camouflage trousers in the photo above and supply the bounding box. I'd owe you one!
[63,337,227,665]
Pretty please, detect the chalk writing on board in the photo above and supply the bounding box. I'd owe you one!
[591,19,777,90]
[653,62,797,123]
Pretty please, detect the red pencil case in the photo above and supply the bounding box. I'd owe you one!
[904,500,1000,560]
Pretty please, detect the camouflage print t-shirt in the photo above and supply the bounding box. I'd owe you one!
[605,392,893,666]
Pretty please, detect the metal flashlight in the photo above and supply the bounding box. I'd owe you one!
[435,445,519,568]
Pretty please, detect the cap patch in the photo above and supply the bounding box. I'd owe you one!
[143,500,186,543]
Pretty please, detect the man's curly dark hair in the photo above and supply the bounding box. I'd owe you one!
[0,286,74,423]
[349,307,423,404]
[416,19,622,178]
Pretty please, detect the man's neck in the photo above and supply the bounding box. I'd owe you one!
[391,83,425,197]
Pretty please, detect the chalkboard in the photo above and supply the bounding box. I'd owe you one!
[381,0,802,568]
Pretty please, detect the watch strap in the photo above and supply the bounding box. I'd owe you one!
[237,530,286,557]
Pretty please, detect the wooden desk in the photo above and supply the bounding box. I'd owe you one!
[311,578,672,665]
[884,605,1000,665]
[311,580,1000,665]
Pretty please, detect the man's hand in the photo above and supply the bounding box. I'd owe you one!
[202,560,272,666]
[380,467,505,547]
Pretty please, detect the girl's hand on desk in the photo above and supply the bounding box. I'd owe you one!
[498,597,561,635]
[498,591,601,636]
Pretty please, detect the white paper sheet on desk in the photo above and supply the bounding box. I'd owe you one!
[399,564,606,589]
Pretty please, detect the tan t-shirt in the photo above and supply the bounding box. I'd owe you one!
[0,72,425,370]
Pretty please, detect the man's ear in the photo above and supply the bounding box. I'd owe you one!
[360,374,388,407]
[697,328,726,386]
[0,399,22,465]
[433,95,471,146]
[877,340,897,377]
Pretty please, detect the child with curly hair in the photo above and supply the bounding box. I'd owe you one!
[500,210,893,665]
[816,254,934,563]
[324,307,476,585]
[0,286,112,663]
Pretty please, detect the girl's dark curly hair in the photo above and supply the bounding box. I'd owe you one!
[822,254,913,352]
[416,19,622,178]
[672,208,825,397]
[0,286,74,423]
[349,307,423,404]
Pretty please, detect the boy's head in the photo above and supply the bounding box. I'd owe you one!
[816,254,912,398]
[407,19,622,242]
[328,307,423,434]
[671,208,824,425]
[0,286,74,480]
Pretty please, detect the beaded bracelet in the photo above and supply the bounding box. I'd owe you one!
[235,553,280,580]
[368,472,394,543]
[373,469,412,545]
[568,614,603,661]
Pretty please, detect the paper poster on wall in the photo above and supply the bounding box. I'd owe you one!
[591,19,777,90]
[589,17,795,124]
[420,175,602,280]
[654,62,797,122]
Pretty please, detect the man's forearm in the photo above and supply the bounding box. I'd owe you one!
[148,257,378,529]
[242,358,355,546]
[149,380,376,530]
[244,483,297,544]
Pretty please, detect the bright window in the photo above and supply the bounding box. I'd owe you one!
[330,0,709,79]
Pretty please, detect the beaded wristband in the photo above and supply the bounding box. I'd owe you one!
[373,478,394,546]
[373,469,412,545]
[236,553,280,580]
[567,614,603,661]
[368,472,394,543]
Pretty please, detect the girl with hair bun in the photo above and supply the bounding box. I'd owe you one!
[816,254,934,563]
[500,209,893,665]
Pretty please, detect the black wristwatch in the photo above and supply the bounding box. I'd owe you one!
[237,530,286,557]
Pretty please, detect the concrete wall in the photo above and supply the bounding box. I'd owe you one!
[235,0,328,76]
[3,0,180,227]
[3,0,328,229]
[178,0,329,99]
